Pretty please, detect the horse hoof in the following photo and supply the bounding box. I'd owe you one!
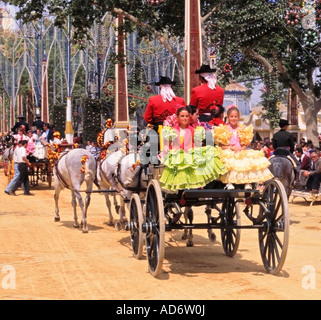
[107,221,114,227]
[208,232,216,242]
[186,241,194,247]
[74,223,80,228]
[54,217,60,222]
[82,228,88,233]
[115,221,123,231]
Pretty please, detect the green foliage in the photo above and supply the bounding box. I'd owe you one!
[82,98,104,143]
[51,102,66,137]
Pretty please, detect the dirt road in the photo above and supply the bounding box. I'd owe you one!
[1,167,321,300]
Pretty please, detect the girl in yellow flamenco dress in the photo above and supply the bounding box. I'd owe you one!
[159,106,227,191]
[213,105,273,190]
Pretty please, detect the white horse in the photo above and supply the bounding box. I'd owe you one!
[53,148,96,233]
[97,149,148,230]
[2,146,14,176]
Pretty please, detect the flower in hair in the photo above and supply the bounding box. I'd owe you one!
[226,104,238,111]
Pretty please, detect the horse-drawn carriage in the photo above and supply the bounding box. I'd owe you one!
[124,164,289,278]
[28,158,53,187]
[2,135,53,188]
[90,122,290,277]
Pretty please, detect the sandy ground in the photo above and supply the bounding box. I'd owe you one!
[0,166,321,301]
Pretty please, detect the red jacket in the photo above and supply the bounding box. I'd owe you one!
[143,95,186,124]
[189,84,224,114]
[300,154,311,171]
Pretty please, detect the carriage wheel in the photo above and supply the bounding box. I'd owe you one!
[144,179,165,277]
[129,193,144,259]
[258,179,289,274]
[221,198,241,257]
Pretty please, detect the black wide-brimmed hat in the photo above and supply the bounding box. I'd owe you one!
[154,76,176,86]
[18,114,25,119]
[195,64,216,74]
[279,119,290,127]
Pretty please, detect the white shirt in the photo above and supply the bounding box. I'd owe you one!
[13,146,21,163]
[13,133,28,143]
[15,146,27,163]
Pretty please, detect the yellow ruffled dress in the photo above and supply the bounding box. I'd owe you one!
[213,124,273,184]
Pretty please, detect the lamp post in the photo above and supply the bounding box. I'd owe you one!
[65,15,74,143]
[114,13,129,129]
[184,0,202,103]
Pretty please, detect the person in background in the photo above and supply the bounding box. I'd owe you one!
[13,127,28,144]
[272,118,299,173]
[301,150,321,194]
[295,147,311,171]
[11,115,29,134]
[42,123,54,144]
[32,115,45,132]
[10,140,33,196]
[4,140,25,195]
[90,141,100,160]
[26,130,37,159]
[52,131,62,145]
[86,140,92,151]
[33,129,46,160]
[272,119,295,153]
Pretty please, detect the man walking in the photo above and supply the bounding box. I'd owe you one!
[10,140,33,196]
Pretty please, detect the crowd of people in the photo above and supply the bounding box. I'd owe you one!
[2,115,62,196]
[85,140,101,160]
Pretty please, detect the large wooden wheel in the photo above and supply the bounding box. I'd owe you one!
[220,198,241,257]
[128,193,144,259]
[258,179,289,274]
[144,179,165,277]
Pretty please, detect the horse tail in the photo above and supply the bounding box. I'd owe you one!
[82,155,95,183]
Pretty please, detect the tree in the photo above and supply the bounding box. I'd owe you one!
[207,0,321,145]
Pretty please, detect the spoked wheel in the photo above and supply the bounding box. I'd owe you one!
[144,179,165,277]
[128,193,144,259]
[220,197,241,257]
[258,179,289,274]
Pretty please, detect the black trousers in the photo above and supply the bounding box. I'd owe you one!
[12,163,30,194]
[306,172,321,191]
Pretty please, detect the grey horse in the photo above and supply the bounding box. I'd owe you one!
[2,146,14,176]
[97,149,147,230]
[268,155,295,199]
[53,148,96,233]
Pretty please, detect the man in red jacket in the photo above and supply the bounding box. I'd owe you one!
[143,76,185,131]
[189,64,224,122]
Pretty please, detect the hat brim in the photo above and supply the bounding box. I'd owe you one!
[195,67,216,74]
[154,81,176,86]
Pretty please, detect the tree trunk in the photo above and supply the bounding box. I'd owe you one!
[300,94,320,147]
